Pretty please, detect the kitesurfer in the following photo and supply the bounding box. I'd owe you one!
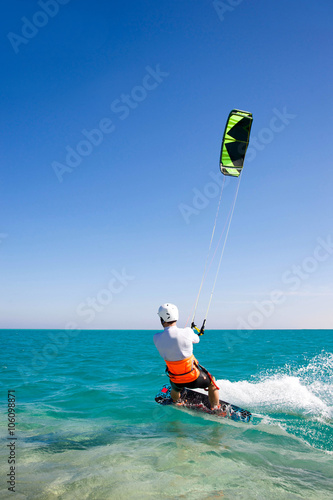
[154,303,220,409]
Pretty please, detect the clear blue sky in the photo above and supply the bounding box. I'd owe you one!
[1,0,332,330]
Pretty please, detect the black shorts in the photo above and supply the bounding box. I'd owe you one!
[170,366,212,391]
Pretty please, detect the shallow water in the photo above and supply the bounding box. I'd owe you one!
[1,329,332,499]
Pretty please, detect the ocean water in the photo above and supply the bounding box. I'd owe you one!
[1,329,332,500]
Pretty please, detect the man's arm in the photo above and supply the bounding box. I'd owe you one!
[185,327,200,344]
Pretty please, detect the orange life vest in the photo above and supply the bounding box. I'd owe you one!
[165,354,200,384]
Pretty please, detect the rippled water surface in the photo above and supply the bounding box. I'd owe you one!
[1,329,332,499]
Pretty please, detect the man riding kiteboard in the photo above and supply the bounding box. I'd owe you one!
[153,303,220,410]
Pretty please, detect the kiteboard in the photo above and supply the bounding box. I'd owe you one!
[155,384,251,423]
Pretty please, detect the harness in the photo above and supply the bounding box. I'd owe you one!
[165,354,200,384]
[165,355,220,390]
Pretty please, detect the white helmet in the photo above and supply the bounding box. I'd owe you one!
[158,303,179,323]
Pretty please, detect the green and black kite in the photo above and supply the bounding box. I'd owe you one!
[220,109,253,177]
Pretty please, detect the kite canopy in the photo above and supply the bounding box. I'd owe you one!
[220,109,253,177]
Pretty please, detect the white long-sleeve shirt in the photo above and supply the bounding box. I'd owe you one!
[153,325,199,361]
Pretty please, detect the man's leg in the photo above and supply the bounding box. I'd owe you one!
[208,379,219,409]
[170,388,181,402]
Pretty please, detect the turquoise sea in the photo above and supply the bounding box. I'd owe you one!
[1,329,333,499]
